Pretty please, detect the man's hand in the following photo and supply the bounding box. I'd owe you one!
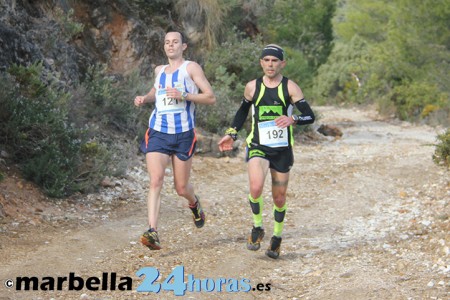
[165,87,183,100]
[218,135,234,152]
[134,96,146,107]
[274,115,295,128]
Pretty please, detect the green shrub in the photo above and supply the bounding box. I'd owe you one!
[204,31,263,85]
[0,62,113,197]
[282,47,313,97]
[54,7,84,41]
[312,35,371,104]
[433,129,450,168]
[81,64,148,134]
[196,66,245,133]
[198,33,262,133]
[388,82,448,122]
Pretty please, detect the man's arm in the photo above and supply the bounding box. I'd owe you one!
[274,79,314,128]
[229,80,255,132]
[288,80,315,125]
[185,62,216,105]
[134,87,156,107]
[134,65,162,106]
[218,80,255,150]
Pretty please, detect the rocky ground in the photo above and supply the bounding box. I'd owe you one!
[0,106,449,300]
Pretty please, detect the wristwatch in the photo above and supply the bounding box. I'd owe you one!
[181,91,188,101]
[291,115,299,122]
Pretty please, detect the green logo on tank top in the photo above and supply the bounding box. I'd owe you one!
[259,106,283,120]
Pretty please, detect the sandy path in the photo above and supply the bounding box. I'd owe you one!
[0,106,448,299]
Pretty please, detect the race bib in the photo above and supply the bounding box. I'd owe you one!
[156,82,186,114]
[258,120,288,147]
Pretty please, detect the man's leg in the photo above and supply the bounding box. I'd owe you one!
[147,152,171,229]
[246,157,270,250]
[141,152,170,250]
[266,169,289,258]
[172,155,205,228]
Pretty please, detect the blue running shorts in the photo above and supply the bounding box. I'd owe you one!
[140,128,197,161]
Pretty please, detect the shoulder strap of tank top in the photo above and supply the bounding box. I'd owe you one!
[281,76,290,103]
[252,77,264,103]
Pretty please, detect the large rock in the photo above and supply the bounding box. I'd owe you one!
[317,124,343,137]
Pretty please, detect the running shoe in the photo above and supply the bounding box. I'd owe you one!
[140,228,161,250]
[189,195,205,228]
[265,236,282,259]
[246,226,265,251]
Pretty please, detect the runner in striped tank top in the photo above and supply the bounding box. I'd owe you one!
[134,30,216,250]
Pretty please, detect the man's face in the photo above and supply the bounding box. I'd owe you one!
[260,55,285,79]
[164,32,186,59]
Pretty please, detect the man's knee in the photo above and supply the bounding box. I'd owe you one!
[149,176,165,189]
[175,184,189,197]
[273,196,286,208]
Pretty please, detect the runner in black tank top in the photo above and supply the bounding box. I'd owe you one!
[218,44,315,259]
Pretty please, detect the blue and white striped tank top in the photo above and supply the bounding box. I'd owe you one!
[149,60,199,134]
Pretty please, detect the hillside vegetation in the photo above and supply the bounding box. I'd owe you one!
[0,0,448,197]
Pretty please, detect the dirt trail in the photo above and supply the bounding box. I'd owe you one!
[0,106,449,300]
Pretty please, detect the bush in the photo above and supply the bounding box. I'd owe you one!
[388,82,448,122]
[0,62,113,197]
[433,129,450,168]
[81,64,149,134]
[312,35,371,104]
[196,66,245,133]
[204,31,263,85]
[54,7,84,41]
[198,33,262,133]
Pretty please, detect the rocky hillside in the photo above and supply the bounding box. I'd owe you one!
[0,0,210,82]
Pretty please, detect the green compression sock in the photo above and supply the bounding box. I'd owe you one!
[273,204,287,237]
[248,195,263,228]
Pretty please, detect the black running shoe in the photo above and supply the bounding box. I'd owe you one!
[246,226,265,251]
[189,195,205,228]
[265,236,282,259]
[140,229,161,250]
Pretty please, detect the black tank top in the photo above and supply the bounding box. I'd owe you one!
[246,76,294,148]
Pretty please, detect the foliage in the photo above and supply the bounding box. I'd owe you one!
[315,0,450,125]
[81,64,148,134]
[53,7,84,41]
[204,30,263,84]
[313,35,371,104]
[389,83,448,122]
[174,0,235,50]
[129,0,176,27]
[282,47,311,92]
[433,129,450,168]
[198,31,261,132]
[197,66,245,133]
[333,1,391,43]
[258,0,336,70]
[0,62,113,197]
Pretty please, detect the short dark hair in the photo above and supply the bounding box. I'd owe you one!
[166,28,187,44]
